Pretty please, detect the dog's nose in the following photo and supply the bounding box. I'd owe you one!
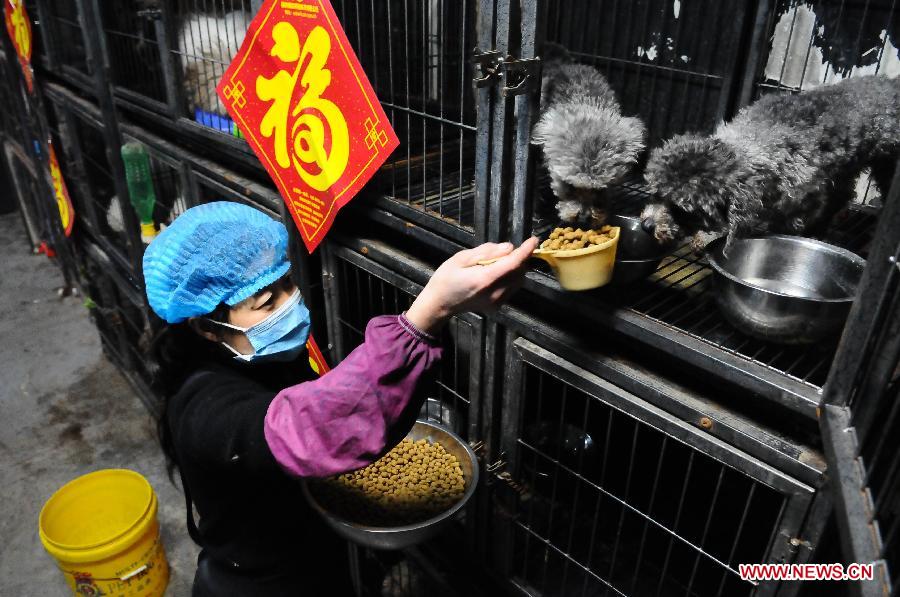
[641,217,656,235]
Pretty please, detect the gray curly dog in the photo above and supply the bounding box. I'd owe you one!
[641,75,900,252]
[533,45,647,227]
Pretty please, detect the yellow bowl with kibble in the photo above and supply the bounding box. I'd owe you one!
[534,225,620,291]
[302,420,479,550]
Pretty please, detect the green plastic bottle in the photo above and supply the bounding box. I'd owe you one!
[120,142,158,244]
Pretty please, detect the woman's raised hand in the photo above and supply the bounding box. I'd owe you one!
[405,238,539,335]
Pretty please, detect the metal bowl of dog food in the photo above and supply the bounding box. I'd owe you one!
[302,420,479,550]
[608,214,669,285]
[707,236,866,344]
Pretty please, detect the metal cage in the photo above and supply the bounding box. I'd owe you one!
[332,0,487,243]
[35,0,93,87]
[818,169,900,596]
[489,335,815,597]
[494,0,900,422]
[4,141,45,251]
[74,238,161,412]
[316,228,834,596]
[44,91,143,277]
[23,0,900,592]
[0,48,32,150]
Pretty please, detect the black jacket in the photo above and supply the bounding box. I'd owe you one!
[168,356,352,593]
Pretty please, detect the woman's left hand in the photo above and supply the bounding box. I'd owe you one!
[405,238,539,335]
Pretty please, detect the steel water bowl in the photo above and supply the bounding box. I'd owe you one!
[301,420,479,550]
[707,235,866,344]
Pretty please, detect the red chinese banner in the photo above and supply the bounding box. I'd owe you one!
[305,334,330,376]
[218,0,399,252]
[4,0,33,92]
[48,145,75,237]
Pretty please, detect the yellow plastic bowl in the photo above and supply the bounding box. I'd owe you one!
[535,227,620,291]
[39,469,169,596]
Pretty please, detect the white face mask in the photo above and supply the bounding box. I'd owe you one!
[206,289,311,363]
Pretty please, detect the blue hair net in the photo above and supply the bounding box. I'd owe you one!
[143,201,291,323]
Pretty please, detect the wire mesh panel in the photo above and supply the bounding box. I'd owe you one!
[68,113,140,269]
[170,0,254,137]
[491,337,814,597]
[0,51,29,148]
[41,0,91,80]
[333,0,483,241]
[322,243,483,441]
[98,1,168,107]
[76,240,161,409]
[43,99,96,232]
[857,375,900,593]
[540,0,755,147]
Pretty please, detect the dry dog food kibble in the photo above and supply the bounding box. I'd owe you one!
[540,226,614,251]
[312,438,466,526]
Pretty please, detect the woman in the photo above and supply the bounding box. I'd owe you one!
[143,201,537,595]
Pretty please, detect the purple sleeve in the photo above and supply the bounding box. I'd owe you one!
[263,313,443,477]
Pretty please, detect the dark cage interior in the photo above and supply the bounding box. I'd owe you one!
[41,0,91,78]
[334,0,480,233]
[99,1,168,106]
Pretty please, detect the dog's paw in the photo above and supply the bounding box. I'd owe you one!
[690,231,719,253]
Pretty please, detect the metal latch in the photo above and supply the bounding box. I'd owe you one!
[471,48,504,88]
[483,453,532,499]
[500,57,541,96]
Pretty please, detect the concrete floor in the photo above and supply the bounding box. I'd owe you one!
[0,212,199,595]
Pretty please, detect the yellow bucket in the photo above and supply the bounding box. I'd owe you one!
[39,469,169,596]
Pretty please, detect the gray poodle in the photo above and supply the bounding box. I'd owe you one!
[533,44,646,227]
[641,75,900,252]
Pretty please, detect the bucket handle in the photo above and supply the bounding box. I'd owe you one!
[120,565,148,581]
[62,563,149,582]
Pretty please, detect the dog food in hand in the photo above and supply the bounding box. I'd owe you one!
[312,438,466,526]
[540,226,614,251]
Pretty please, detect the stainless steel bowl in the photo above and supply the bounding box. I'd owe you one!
[608,214,668,285]
[707,235,866,344]
[301,420,479,550]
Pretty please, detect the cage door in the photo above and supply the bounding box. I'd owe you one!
[490,336,816,597]
[819,165,900,597]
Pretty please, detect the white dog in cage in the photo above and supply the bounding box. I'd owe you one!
[177,11,250,116]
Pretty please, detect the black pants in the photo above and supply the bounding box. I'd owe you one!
[192,549,355,596]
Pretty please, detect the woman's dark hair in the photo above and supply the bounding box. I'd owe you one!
[149,302,231,481]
